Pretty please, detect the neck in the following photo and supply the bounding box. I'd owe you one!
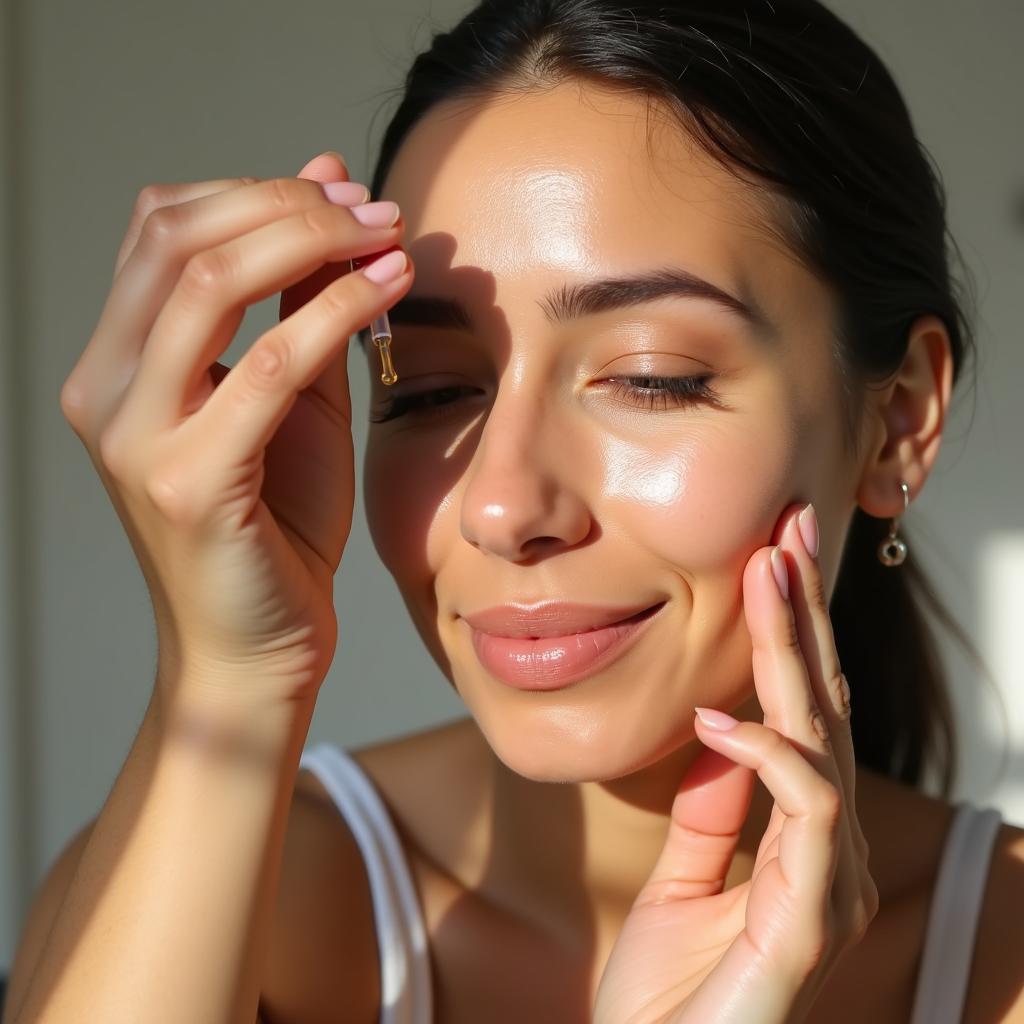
[467,692,775,948]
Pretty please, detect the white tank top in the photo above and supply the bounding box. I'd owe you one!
[298,742,1003,1024]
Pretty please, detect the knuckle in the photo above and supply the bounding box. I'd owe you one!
[97,423,134,479]
[830,671,852,720]
[182,247,235,297]
[266,175,300,211]
[59,376,89,432]
[808,572,829,611]
[809,706,831,744]
[301,204,342,241]
[140,204,183,251]
[246,333,292,386]
[776,613,802,655]
[144,467,196,523]
[319,278,356,320]
[134,183,173,220]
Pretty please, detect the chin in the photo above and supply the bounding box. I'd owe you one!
[462,692,699,784]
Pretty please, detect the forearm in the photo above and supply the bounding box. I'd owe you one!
[10,683,316,1024]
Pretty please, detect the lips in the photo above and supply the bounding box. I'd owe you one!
[462,601,667,691]
[461,601,665,638]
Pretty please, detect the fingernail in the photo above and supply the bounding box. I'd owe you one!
[351,200,400,228]
[322,181,371,206]
[798,502,820,559]
[770,545,789,600]
[362,249,407,284]
[695,706,739,731]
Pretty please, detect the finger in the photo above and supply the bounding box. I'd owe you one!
[778,504,865,858]
[121,195,399,432]
[743,542,842,797]
[67,176,366,442]
[745,530,861,896]
[174,247,411,500]
[637,745,755,903]
[112,178,261,281]
[288,155,364,418]
[282,152,358,322]
[63,178,262,441]
[295,150,350,182]
[693,714,843,909]
[763,509,872,938]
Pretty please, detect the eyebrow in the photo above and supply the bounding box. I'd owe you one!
[360,266,777,346]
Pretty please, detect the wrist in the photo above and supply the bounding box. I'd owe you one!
[152,668,319,766]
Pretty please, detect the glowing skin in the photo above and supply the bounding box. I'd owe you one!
[359,82,910,949]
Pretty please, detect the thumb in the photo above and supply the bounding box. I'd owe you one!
[637,744,755,904]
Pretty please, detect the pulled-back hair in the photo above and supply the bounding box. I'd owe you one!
[364,0,986,797]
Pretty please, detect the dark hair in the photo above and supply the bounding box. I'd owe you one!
[364,0,988,797]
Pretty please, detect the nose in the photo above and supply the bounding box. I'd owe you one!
[459,390,593,562]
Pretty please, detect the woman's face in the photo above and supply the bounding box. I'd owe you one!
[363,81,862,782]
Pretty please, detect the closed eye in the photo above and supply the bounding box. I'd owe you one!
[600,374,725,411]
[368,374,724,423]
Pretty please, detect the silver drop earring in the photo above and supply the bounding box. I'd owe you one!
[878,480,910,566]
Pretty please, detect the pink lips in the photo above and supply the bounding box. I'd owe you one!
[462,601,665,690]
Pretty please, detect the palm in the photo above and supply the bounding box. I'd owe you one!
[261,372,356,581]
[176,354,351,686]
[177,234,356,685]
[594,755,806,1024]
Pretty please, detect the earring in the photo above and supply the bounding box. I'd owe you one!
[878,480,910,566]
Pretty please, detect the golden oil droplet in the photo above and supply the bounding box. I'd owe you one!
[374,336,398,385]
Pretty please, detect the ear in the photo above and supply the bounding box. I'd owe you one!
[854,314,955,517]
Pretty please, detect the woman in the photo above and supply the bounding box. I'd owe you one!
[5,1,1022,1022]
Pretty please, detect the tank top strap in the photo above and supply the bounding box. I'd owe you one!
[299,742,433,1024]
[909,801,1003,1023]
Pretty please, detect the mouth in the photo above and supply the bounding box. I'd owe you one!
[461,600,667,639]
[463,600,668,691]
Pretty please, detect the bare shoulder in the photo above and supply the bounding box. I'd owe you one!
[259,720,479,1022]
[856,769,1024,1023]
[256,768,382,1024]
[964,818,1024,1023]
[851,766,959,895]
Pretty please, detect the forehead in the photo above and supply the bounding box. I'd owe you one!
[379,80,798,297]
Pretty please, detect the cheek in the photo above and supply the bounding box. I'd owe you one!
[601,422,802,571]
[366,415,807,582]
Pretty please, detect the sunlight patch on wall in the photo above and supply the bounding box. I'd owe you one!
[980,532,1024,821]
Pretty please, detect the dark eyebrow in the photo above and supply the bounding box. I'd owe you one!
[361,266,777,346]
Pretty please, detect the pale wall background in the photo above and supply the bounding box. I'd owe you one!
[1,0,1022,973]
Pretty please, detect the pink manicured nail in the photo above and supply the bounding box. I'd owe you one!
[321,181,371,205]
[798,503,820,559]
[362,249,407,284]
[770,545,789,600]
[695,706,739,731]
[351,200,400,228]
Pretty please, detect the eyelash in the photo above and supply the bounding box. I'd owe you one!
[368,374,721,423]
